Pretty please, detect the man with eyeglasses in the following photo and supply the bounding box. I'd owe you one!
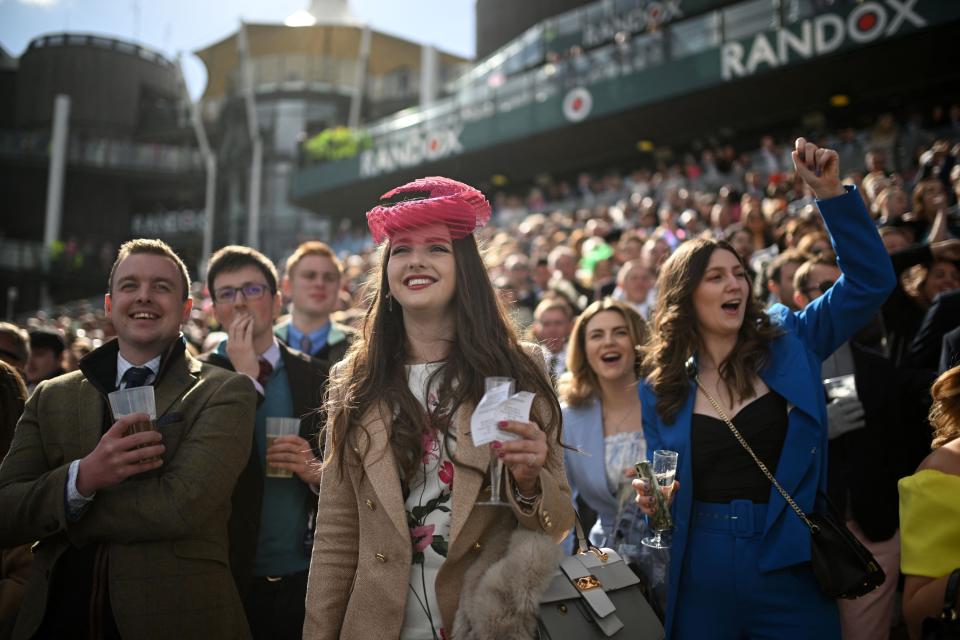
[200,245,327,640]
[274,241,356,366]
[793,253,902,640]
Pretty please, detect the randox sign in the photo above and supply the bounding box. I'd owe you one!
[359,124,464,178]
[582,0,684,48]
[721,0,926,81]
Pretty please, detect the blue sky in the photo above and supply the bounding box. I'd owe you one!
[0,0,476,98]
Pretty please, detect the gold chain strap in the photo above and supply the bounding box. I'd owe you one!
[694,376,819,533]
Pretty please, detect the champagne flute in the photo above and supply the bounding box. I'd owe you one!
[476,376,514,507]
[640,449,679,549]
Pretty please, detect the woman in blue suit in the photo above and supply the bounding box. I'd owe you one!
[633,138,896,639]
[561,298,649,552]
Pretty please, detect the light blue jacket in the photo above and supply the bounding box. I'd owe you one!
[640,187,896,637]
[562,397,646,549]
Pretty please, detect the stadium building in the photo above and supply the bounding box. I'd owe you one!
[290,0,960,222]
[0,33,203,313]
[193,0,469,259]
[0,0,468,312]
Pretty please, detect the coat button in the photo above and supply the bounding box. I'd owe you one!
[365,499,376,511]
[375,553,387,563]
[473,542,482,551]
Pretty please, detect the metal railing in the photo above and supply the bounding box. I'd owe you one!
[0,130,203,174]
[337,0,814,142]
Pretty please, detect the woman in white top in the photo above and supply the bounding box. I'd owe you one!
[303,177,574,640]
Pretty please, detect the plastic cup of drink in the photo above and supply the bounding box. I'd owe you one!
[107,386,158,462]
[266,417,301,478]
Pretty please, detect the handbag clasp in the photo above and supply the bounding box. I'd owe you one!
[577,547,609,562]
[574,575,602,591]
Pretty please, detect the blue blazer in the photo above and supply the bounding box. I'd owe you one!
[639,187,896,636]
[563,398,646,547]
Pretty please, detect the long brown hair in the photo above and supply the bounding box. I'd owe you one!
[642,238,781,424]
[929,365,960,449]
[326,233,562,484]
[559,298,647,407]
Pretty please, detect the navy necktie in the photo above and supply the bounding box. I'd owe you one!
[121,366,152,389]
[299,335,313,355]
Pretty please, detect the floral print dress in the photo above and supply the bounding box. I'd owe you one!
[400,363,456,640]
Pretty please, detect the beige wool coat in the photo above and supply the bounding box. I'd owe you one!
[303,377,574,640]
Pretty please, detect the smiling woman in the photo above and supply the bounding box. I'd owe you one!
[386,223,457,315]
[558,298,661,605]
[303,177,574,640]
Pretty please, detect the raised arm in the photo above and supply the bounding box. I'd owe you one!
[789,138,897,360]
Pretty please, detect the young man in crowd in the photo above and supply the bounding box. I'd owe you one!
[0,239,256,639]
[274,241,356,366]
[201,245,327,640]
[533,296,575,385]
[0,323,29,379]
[24,328,66,391]
[764,248,807,310]
[614,259,656,319]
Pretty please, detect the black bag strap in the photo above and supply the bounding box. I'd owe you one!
[694,376,820,533]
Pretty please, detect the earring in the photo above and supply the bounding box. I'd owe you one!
[386,292,393,312]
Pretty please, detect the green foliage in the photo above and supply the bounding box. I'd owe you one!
[302,126,372,162]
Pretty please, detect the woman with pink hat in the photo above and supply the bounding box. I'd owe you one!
[302,177,574,640]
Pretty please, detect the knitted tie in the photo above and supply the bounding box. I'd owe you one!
[299,335,313,355]
[257,359,273,387]
[121,366,152,389]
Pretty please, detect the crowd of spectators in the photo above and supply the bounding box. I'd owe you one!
[2,108,960,639]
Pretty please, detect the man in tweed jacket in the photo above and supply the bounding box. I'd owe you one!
[0,240,256,639]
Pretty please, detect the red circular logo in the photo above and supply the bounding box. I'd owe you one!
[857,12,878,31]
[563,88,593,122]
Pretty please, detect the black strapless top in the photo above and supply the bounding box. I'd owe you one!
[691,391,788,503]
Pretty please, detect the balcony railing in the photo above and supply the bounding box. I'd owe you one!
[0,130,203,174]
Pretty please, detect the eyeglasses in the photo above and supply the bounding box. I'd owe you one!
[804,279,836,297]
[213,282,270,304]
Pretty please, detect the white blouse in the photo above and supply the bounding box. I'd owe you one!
[400,363,457,640]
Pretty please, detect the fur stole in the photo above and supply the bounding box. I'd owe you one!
[452,526,562,640]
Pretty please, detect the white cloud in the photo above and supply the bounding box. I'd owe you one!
[18,0,60,6]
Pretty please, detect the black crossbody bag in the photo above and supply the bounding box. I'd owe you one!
[695,376,885,599]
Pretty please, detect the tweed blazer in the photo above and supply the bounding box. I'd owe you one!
[0,338,256,640]
[302,362,574,640]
